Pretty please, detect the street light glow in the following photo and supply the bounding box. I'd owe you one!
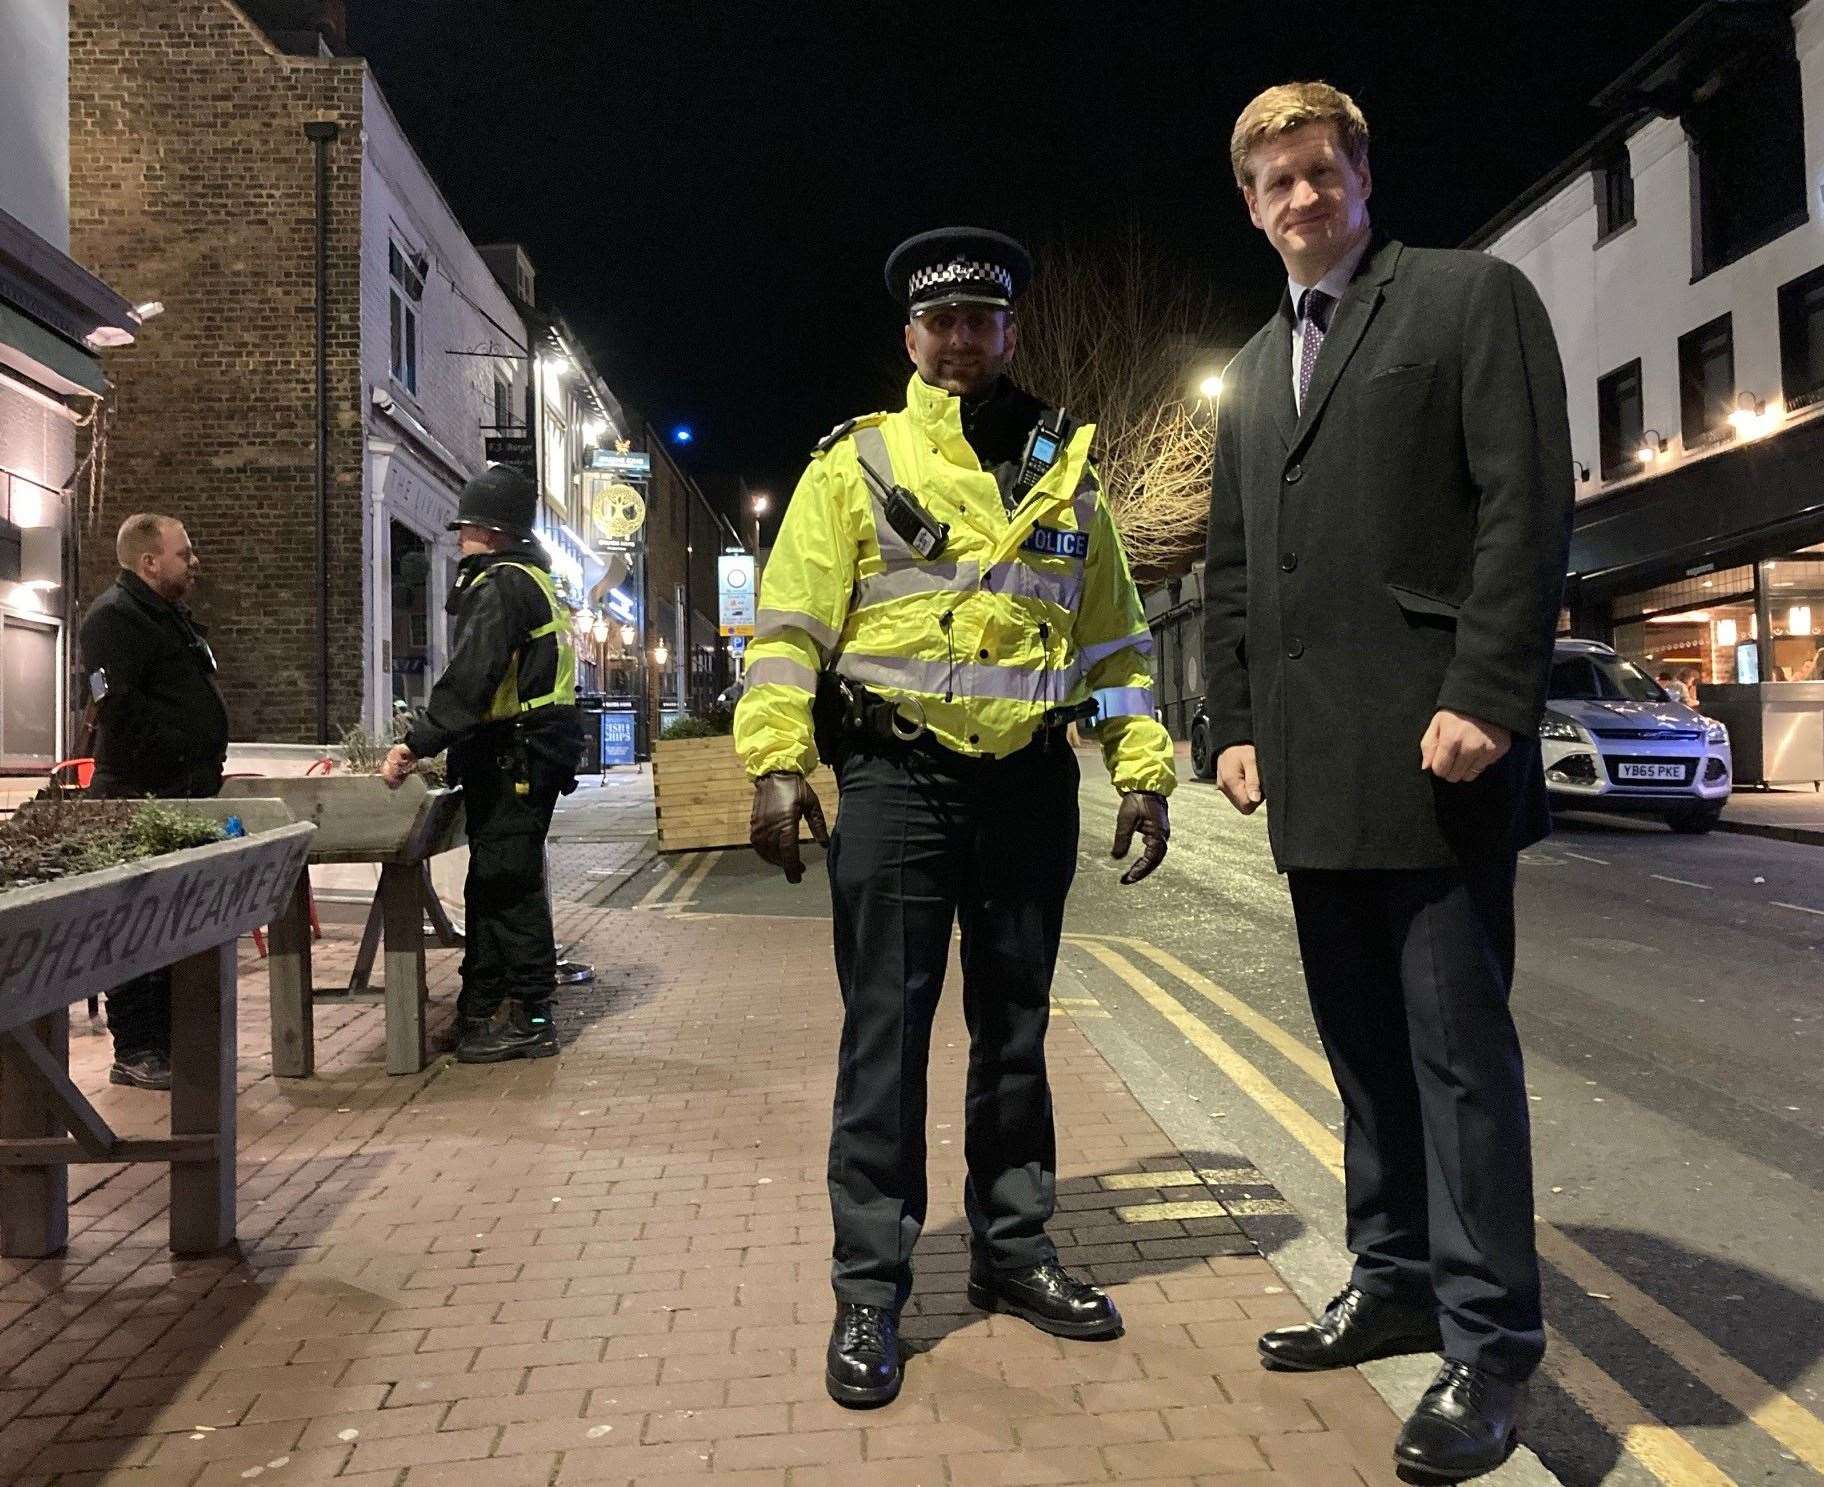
[619,623,636,646]
[671,424,694,445]
[653,641,670,667]
[1196,373,1224,400]
[752,493,770,515]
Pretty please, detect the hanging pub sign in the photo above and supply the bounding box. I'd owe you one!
[585,472,646,552]
[588,447,653,478]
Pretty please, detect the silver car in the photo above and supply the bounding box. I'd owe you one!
[1542,639,1732,833]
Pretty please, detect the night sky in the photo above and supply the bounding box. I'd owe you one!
[347,0,1705,535]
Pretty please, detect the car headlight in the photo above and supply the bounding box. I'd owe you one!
[1540,710,1584,742]
[1703,716,1727,745]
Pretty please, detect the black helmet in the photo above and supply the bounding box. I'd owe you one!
[449,465,537,539]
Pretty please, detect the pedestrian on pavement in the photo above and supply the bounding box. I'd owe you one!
[1677,667,1701,706]
[78,512,230,1090]
[1657,671,1688,703]
[381,466,583,1064]
[1202,83,1574,1481]
[735,226,1176,1409]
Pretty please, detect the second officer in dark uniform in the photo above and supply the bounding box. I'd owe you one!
[382,466,582,1064]
[736,228,1176,1406]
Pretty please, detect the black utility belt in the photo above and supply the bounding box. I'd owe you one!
[815,673,1097,751]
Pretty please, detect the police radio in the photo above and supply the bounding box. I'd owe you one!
[1011,408,1077,502]
[855,454,949,560]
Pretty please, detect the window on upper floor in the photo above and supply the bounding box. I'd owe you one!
[1778,263,1824,414]
[1593,147,1634,241]
[492,372,516,431]
[388,240,424,396]
[1597,359,1644,481]
[1677,313,1734,448]
[1686,43,1807,278]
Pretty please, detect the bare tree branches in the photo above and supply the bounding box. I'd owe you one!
[1014,233,1233,574]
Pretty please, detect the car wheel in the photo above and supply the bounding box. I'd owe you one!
[1666,807,1721,834]
[1190,721,1216,780]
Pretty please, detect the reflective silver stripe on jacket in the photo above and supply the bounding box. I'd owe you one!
[850,425,920,564]
[854,560,979,609]
[745,656,819,692]
[834,651,1047,704]
[753,607,840,658]
[1092,685,1155,719]
[981,561,1081,612]
[1077,631,1152,669]
[1072,473,1099,537]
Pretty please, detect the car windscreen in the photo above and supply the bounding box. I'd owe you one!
[1549,655,1669,703]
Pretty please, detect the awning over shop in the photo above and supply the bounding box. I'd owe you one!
[0,298,105,398]
[1571,412,1824,595]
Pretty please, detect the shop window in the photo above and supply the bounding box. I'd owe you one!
[1762,543,1824,683]
[1687,43,1807,278]
[388,241,423,396]
[1593,147,1634,242]
[1677,314,1733,449]
[1611,564,1756,691]
[1597,359,1644,480]
[389,522,432,715]
[1778,264,1824,413]
[493,373,516,431]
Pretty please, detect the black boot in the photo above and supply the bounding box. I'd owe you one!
[825,1302,901,1407]
[109,1052,172,1090]
[438,1016,492,1055]
[1394,1360,1526,1481]
[1259,1285,1441,1371]
[968,1257,1121,1339]
[456,1000,557,1063]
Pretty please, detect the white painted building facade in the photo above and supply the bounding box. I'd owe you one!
[1477,0,1824,696]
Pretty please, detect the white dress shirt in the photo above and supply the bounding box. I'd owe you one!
[1288,235,1372,411]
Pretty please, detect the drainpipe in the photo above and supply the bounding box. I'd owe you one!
[304,120,339,745]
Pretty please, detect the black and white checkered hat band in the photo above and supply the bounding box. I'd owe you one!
[908,258,1015,303]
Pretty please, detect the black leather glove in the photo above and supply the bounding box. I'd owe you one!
[749,770,830,884]
[1111,791,1170,885]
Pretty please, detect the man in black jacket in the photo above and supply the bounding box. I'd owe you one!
[1203,84,1573,1481]
[381,467,582,1064]
[79,513,231,1089]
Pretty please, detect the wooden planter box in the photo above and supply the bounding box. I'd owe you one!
[218,775,467,1077]
[0,819,315,1257]
[653,734,840,853]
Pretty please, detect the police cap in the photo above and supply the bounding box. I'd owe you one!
[885,227,1034,318]
[449,464,537,539]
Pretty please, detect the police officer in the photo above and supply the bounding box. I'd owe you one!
[382,466,583,1064]
[735,228,1175,1407]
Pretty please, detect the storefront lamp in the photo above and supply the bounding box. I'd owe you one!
[1791,606,1814,639]
[591,618,609,645]
[653,641,670,667]
[1716,619,1737,648]
[620,622,637,646]
[1637,430,1664,464]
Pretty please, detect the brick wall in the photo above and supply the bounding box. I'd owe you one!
[67,0,366,743]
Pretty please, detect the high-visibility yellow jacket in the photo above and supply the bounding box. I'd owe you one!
[734,375,1175,796]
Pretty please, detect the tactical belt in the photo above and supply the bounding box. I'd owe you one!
[814,673,1098,756]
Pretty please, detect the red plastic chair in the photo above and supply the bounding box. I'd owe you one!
[50,757,95,794]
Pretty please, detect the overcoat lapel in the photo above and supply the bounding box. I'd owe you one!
[1264,294,1298,453]
[1290,238,1403,457]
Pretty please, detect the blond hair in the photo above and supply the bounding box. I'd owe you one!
[1230,81,1370,192]
[116,512,178,570]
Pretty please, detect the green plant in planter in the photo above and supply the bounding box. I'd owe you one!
[0,801,224,891]
[660,703,735,741]
[338,721,448,785]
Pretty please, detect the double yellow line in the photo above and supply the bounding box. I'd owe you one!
[632,850,722,910]
[1066,933,1824,1487]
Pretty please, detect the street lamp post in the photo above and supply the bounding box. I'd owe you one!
[751,491,770,558]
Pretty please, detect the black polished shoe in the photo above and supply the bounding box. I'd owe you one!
[109,1053,172,1090]
[456,1002,557,1064]
[825,1302,901,1407]
[968,1259,1122,1339]
[1258,1285,1442,1371]
[1394,1360,1525,1482]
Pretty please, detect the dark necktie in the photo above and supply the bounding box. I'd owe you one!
[1297,288,1334,412]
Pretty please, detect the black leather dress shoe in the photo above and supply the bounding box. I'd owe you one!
[109,1053,172,1090]
[1258,1285,1442,1371]
[1394,1360,1525,1482]
[825,1302,901,1407]
[967,1259,1122,1339]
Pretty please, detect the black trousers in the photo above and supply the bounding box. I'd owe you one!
[826,736,1079,1311]
[1287,857,1543,1380]
[458,759,559,1021]
[91,764,224,1063]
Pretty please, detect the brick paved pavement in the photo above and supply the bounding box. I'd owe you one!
[0,885,1410,1487]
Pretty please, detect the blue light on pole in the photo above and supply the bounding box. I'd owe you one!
[670,424,694,446]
